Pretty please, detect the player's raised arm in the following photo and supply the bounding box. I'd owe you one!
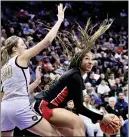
[21,4,66,60]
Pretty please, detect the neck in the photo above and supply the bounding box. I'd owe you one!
[84,102,90,106]
[79,68,87,76]
[10,53,20,58]
[111,106,115,109]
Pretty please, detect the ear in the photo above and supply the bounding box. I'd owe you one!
[12,46,17,52]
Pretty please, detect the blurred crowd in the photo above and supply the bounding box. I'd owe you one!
[1,1,128,137]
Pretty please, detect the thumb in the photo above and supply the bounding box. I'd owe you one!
[110,114,116,118]
[63,6,67,12]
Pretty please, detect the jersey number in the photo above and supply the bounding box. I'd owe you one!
[1,65,12,82]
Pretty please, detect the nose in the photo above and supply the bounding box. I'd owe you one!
[88,60,93,65]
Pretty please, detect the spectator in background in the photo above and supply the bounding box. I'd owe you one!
[1,37,5,46]
[123,87,128,103]
[105,97,124,137]
[115,78,123,93]
[85,71,97,87]
[17,9,29,22]
[64,18,70,28]
[96,73,106,85]
[115,92,128,137]
[108,73,116,87]
[97,80,110,96]
[104,38,115,51]
[102,95,109,107]
[105,97,121,117]
[1,29,7,39]
[83,94,92,109]
[65,100,76,113]
[23,24,32,36]
[86,87,98,98]
[105,67,111,80]
[79,95,103,137]
[115,92,128,113]
[120,9,127,17]
[93,98,103,110]
[92,60,100,74]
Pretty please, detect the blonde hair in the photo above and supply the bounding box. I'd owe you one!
[43,18,114,69]
[1,35,20,66]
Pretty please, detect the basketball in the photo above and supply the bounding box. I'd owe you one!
[100,115,121,135]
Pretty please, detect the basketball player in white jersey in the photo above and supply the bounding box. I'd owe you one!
[1,4,66,137]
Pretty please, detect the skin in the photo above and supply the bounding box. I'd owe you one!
[109,100,116,109]
[67,101,74,110]
[2,3,66,137]
[43,52,119,136]
[84,95,91,104]
[80,53,119,129]
[80,52,94,75]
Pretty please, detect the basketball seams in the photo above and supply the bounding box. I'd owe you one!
[100,115,121,135]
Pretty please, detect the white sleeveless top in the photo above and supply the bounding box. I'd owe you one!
[1,56,30,100]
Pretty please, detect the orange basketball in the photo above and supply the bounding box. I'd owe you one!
[100,115,121,135]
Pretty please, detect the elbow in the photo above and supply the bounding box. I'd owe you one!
[46,39,51,45]
[44,38,52,47]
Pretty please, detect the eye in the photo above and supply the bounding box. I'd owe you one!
[85,57,89,60]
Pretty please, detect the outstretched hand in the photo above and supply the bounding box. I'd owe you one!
[57,3,66,22]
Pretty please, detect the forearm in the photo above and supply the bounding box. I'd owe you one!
[78,105,104,123]
[28,80,41,94]
[25,20,62,59]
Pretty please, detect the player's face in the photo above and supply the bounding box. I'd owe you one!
[80,52,94,73]
[16,38,27,54]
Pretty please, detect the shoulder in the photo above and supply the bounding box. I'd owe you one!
[105,105,110,109]
[64,68,80,76]
[60,68,81,80]
[70,71,82,82]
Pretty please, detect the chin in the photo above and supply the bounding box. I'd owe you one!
[86,69,92,72]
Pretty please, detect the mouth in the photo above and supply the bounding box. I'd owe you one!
[87,66,92,69]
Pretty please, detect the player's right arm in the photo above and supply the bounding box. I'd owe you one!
[19,4,66,66]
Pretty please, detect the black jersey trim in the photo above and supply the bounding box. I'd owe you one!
[21,69,28,93]
[1,129,15,132]
[23,117,43,130]
[15,56,28,69]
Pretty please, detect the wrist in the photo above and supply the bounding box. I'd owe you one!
[57,19,63,24]
[35,79,41,85]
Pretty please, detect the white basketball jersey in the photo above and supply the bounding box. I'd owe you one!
[1,56,30,100]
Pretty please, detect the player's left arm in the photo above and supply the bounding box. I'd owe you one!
[28,66,42,94]
[70,74,104,123]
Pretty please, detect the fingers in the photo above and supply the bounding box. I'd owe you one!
[108,123,116,133]
[36,66,41,70]
[109,114,116,118]
[36,66,42,73]
[58,3,66,12]
[111,121,119,127]
[63,6,67,11]
[58,4,60,12]
[58,3,62,11]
